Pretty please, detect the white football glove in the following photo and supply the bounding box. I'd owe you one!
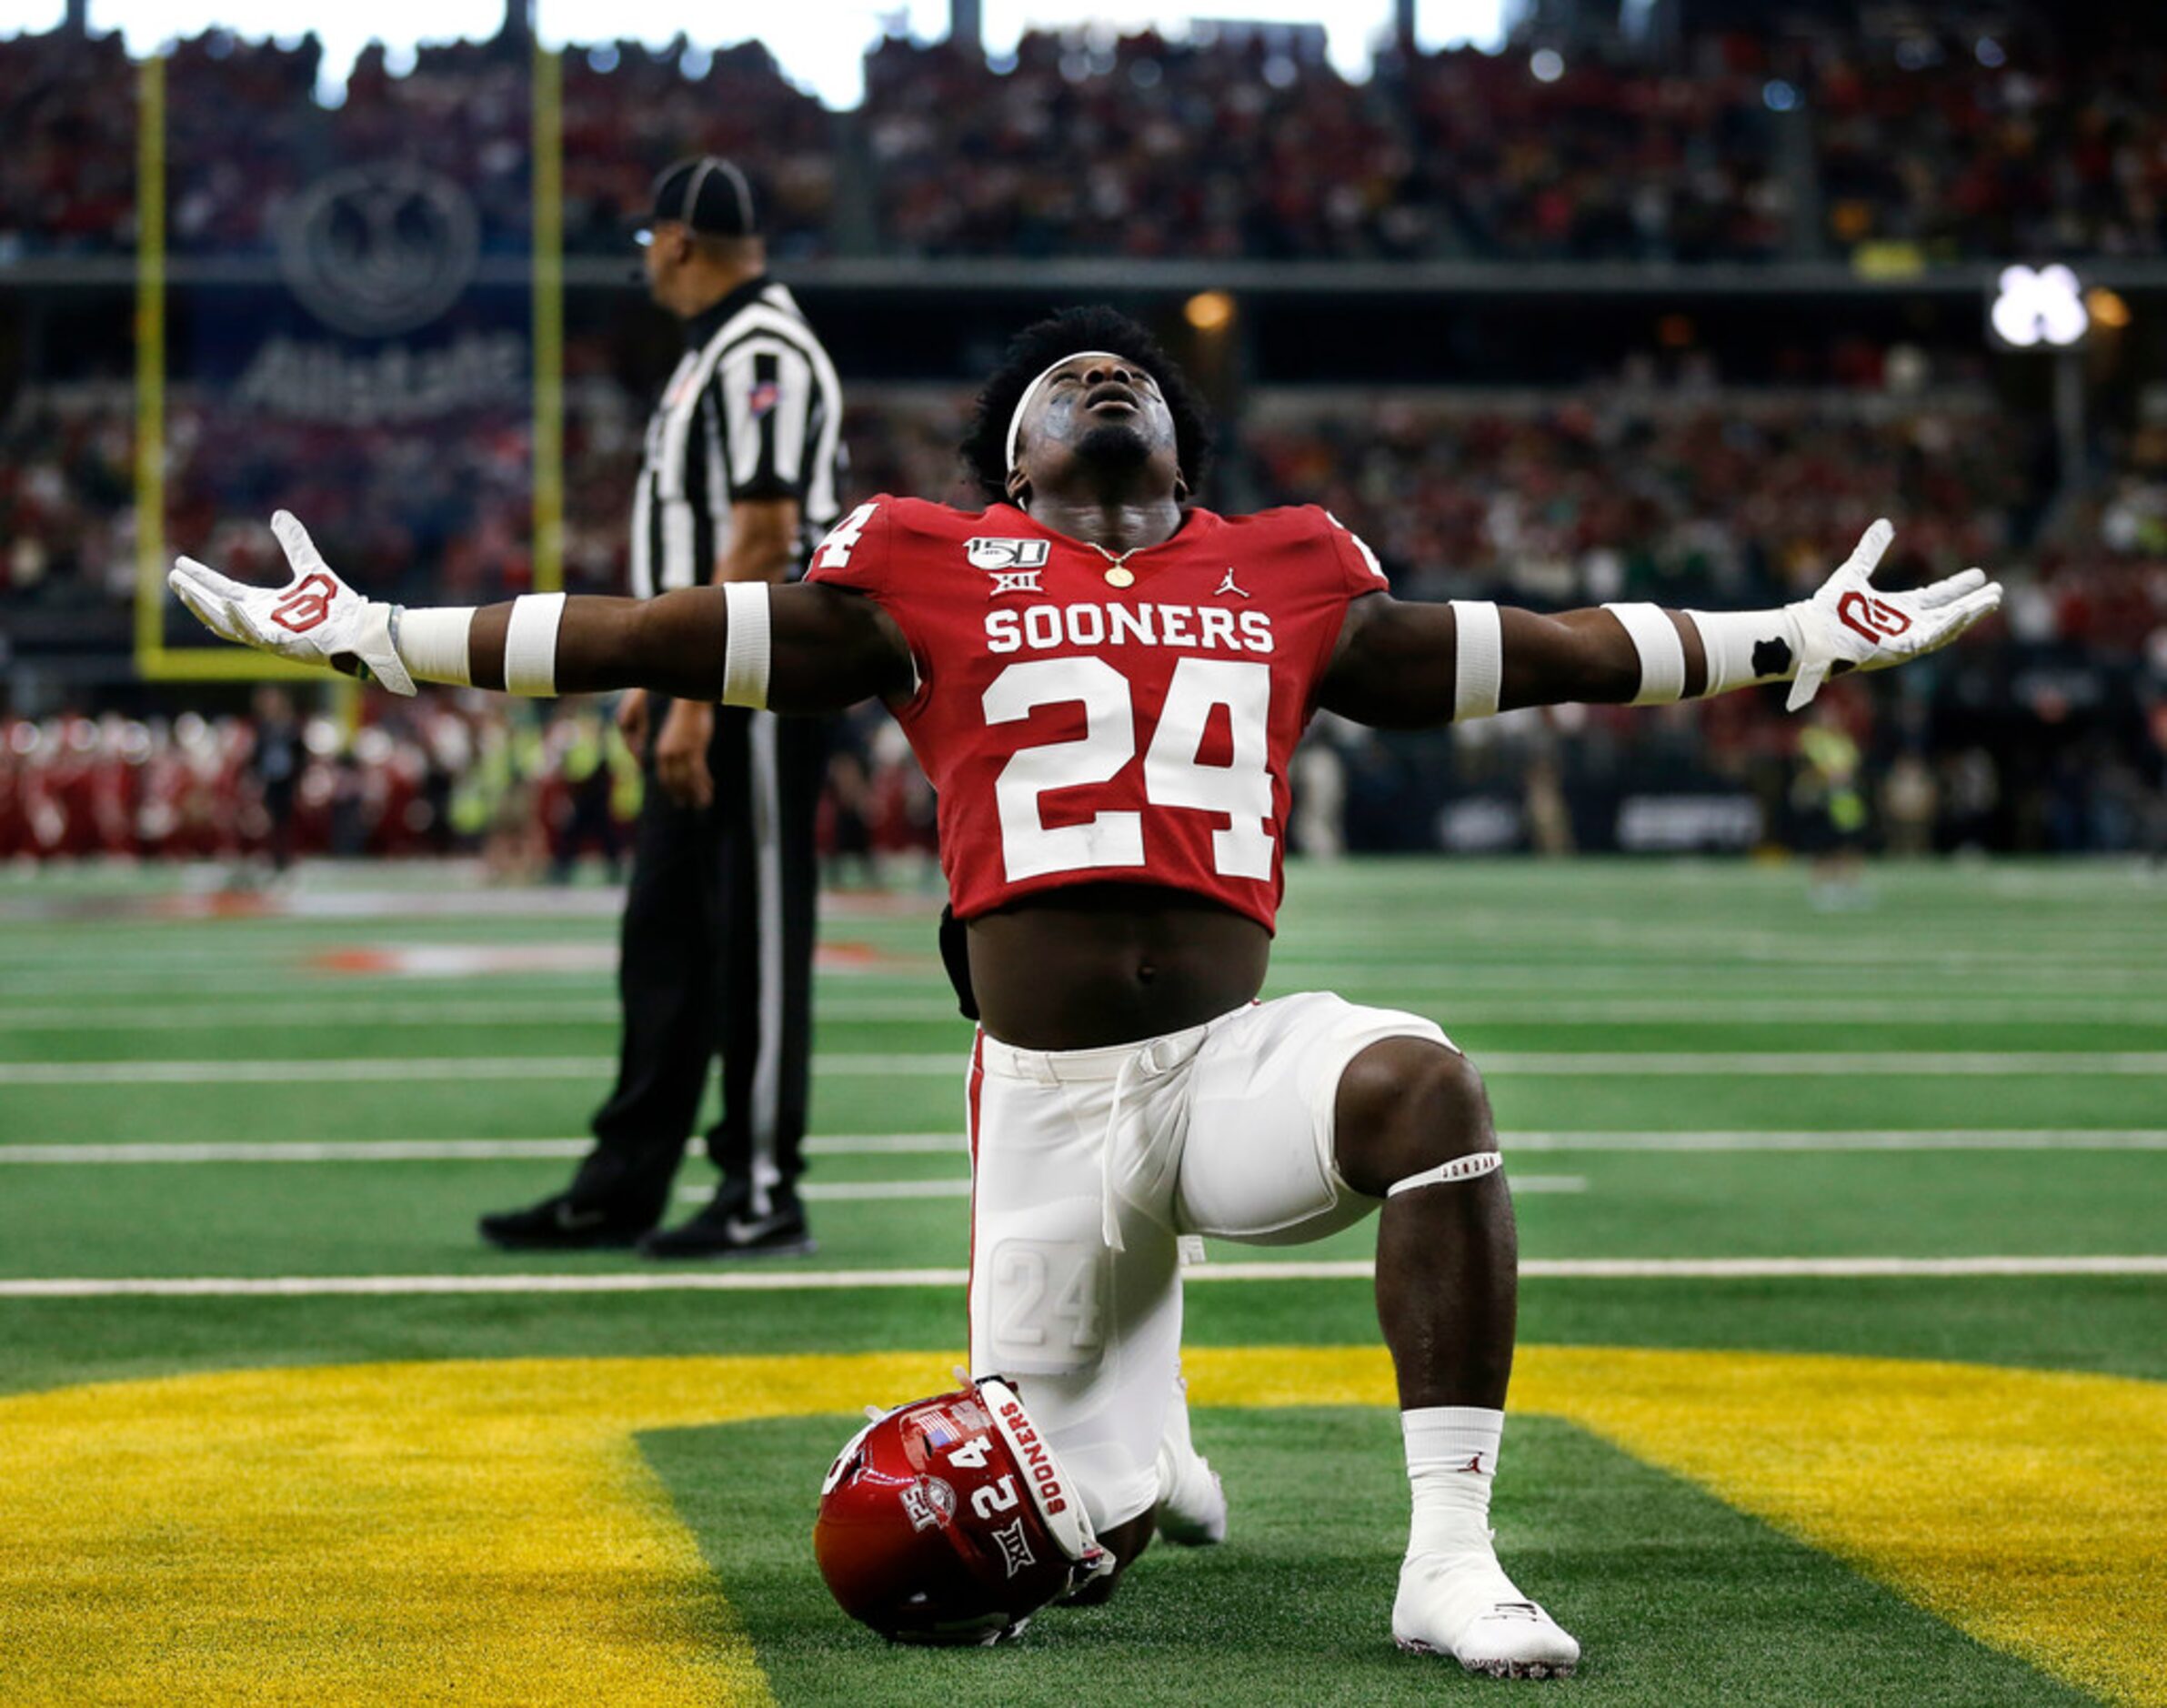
[168,511,416,695]
[1784,520,2001,711]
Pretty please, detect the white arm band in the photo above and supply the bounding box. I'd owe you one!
[1686,606,1808,697]
[501,592,566,697]
[1449,599,1502,722]
[390,607,474,687]
[720,581,773,708]
[1604,602,1688,705]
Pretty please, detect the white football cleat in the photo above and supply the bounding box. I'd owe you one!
[1153,1436,1228,1547]
[1393,1541,1580,1679]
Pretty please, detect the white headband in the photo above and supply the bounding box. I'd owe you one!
[1005,350,1128,474]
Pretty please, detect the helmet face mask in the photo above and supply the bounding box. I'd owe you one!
[814,1377,1111,1645]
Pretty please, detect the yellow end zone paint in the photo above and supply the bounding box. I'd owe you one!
[1188,1345,2167,1708]
[0,1348,2161,1706]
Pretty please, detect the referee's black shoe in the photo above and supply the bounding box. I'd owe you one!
[639,1184,817,1260]
[477,1191,657,1251]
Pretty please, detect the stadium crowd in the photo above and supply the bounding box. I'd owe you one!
[0,382,134,611]
[559,40,832,257]
[163,34,535,255]
[6,368,2164,858]
[862,30,1418,260]
[0,25,134,256]
[5,12,2162,857]
[5,20,2163,263]
[0,699,947,873]
[160,396,539,609]
[1811,37,2167,261]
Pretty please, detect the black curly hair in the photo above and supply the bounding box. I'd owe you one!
[960,306,1213,506]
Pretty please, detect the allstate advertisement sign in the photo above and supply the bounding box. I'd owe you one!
[205,161,525,425]
[276,162,481,338]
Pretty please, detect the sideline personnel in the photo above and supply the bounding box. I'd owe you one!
[482,156,844,1257]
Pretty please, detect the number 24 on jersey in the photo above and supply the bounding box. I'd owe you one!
[984,655,1273,884]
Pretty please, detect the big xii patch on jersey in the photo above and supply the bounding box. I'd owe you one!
[806,497,1389,929]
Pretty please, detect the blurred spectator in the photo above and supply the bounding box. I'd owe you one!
[1401,42,1789,262]
[1811,33,2167,261]
[247,685,302,871]
[0,384,134,609]
[865,29,1413,260]
[162,32,528,255]
[1244,393,2023,608]
[560,39,832,257]
[0,26,135,256]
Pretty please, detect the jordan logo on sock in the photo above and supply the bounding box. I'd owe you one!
[1458,1453,1487,1473]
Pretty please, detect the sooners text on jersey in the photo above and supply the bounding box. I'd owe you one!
[807,497,1388,930]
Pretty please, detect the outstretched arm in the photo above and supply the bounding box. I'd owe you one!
[169,512,915,714]
[1318,521,2000,728]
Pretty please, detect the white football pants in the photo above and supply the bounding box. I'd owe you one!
[965,992,1449,1531]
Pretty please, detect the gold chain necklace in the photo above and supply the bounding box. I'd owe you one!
[1084,539,1141,588]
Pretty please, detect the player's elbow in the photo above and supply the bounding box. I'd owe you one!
[622,588,727,700]
[1530,612,1640,706]
[1490,610,1638,713]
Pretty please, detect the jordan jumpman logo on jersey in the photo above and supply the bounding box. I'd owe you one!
[1215,568,1249,598]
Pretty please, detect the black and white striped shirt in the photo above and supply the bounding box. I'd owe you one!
[628,276,844,598]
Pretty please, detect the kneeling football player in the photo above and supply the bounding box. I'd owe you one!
[169,307,2000,1677]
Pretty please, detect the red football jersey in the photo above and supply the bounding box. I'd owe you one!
[805,496,1388,929]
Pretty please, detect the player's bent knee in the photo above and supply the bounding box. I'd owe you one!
[1331,1037,1496,1200]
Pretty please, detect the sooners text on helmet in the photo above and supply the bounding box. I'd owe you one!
[998,1399,1068,1515]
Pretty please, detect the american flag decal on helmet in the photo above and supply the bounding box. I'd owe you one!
[919,1411,961,1449]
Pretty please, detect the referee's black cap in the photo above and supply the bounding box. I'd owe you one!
[633,156,760,241]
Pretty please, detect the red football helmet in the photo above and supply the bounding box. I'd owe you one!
[814,1374,1111,1645]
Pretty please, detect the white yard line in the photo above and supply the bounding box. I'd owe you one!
[5,1130,2163,1164]
[3,1254,2162,1299]
[0,1001,621,1030]
[806,1133,966,1155]
[6,1050,2167,1087]
[0,1055,961,1085]
[0,998,965,1030]
[0,1134,967,1162]
[12,966,2167,1002]
[678,1175,1589,1204]
[1509,1129,2167,1150]
[1279,963,2167,992]
[0,1140,598,1163]
[6,995,2167,1030]
[1475,1052,2167,1075]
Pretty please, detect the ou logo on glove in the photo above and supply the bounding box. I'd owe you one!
[1836,589,1912,643]
[271,574,340,634]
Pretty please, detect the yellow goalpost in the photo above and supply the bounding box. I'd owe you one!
[131,45,565,684]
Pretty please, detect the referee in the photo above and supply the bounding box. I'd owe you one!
[482,156,843,1258]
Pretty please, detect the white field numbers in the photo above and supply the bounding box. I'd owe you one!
[983,655,1274,883]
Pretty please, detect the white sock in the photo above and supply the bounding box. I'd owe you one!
[1403,1405,1503,1558]
[1158,1366,1200,1490]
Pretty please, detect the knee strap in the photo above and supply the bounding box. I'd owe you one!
[1387,1151,1501,1196]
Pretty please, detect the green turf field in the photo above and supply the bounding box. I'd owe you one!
[2,858,2163,1706]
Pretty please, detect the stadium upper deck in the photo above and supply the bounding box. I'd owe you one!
[3,18,2162,266]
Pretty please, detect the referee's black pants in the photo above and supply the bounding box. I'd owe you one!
[580,704,829,1221]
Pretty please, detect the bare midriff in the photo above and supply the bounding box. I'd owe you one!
[965,883,1273,1050]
